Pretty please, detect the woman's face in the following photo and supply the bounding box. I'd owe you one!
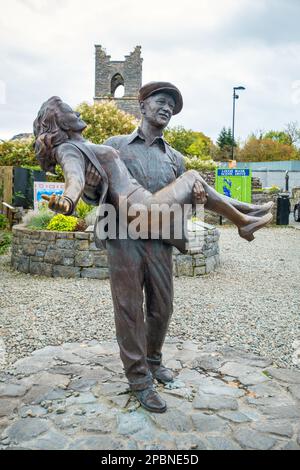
[58,102,87,132]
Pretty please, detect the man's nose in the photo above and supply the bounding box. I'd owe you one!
[161,103,172,114]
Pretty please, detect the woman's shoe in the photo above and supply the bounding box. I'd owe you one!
[238,212,273,242]
[250,201,274,218]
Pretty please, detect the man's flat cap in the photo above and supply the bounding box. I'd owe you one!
[138,81,183,115]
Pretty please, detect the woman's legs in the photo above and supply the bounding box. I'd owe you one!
[93,151,272,246]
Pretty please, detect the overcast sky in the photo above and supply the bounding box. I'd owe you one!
[0,0,299,143]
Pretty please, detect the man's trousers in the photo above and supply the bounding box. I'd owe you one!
[106,238,173,391]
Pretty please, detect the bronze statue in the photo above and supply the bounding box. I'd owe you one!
[34,86,273,413]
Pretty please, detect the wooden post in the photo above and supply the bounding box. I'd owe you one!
[0,166,14,206]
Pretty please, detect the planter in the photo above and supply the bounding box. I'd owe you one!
[11,221,220,279]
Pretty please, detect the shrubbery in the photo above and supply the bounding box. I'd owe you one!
[0,232,11,255]
[76,101,137,144]
[0,214,9,230]
[0,138,36,168]
[47,214,78,231]
[26,207,54,230]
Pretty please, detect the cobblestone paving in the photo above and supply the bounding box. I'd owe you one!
[0,338,300,450]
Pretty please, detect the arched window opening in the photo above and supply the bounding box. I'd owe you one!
[114,85,124,98]
[111,73,124,98]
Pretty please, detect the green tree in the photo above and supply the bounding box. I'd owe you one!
[216,127,235,149]
[263,130,292,145]
[0,137,36,168]
[215,127,237,161]
[76,101,137,144]
[239,136,299,162]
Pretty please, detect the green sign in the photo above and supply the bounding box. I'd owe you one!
[215,169,252,203]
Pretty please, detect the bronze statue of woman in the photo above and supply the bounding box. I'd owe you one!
[34,96,272,252]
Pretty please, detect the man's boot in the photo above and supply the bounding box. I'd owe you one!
[134,386,167,413]
[147,356,174,385]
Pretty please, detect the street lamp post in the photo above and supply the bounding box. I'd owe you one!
[232,86,245,160]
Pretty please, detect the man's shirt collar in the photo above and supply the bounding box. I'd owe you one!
[128,127,168,152]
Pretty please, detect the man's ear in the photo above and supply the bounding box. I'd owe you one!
[140,101,145,115]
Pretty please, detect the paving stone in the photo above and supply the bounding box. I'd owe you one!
[206,436,241,450]
[150,409,194,433]
[19,405,48,418]
[192,412,229,433]
[197,377,245,398]
[0,384,28,398]
[248,382,284,398]
[93,382,129,398]
[68,378,97,392]
[1,339,299,450]
[82,415,116,433]
[159,392,186,409]
[0,399,19,418]
[21,372,70,389]
[65,392,97,406]
[40,389,67,401]
[219,362,269,385]
[21,430,70,450]
[117,411,152,437]
[218,410,252,423]
[3,418,51,444]
[220,350,273,369]
[251,421,294,438]
[68,436,125,450]
[190,354,224,371]
[282,441,300,450]
[193,393,238,411]
[265,368,300,384]
[233,429,277,450]
[163,386,195,400]
[176,369,203,384]
[108,394,130,409]
[259,405,300,419]
[174,433,207,450]
[165,360,182,371]
[288,385,300,401]
[12,356,55,375]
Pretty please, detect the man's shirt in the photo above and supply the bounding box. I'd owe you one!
[104,128,185,193]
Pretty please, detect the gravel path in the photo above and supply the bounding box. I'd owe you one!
[1,226,299,370]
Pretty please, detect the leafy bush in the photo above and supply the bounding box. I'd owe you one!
[264,185,281,193]
[75,219,88,232]
[0,214,8,230]
[0,137,36,167]
[76,101,137,144]
[184,156,217,172]
[164,126,214,159]
[47,214,78,231]
[75,199,94,219]
[27,208,54,230]
[0,231,12,255]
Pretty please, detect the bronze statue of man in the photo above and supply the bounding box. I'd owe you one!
[34,85,273,413]
[102,82,272,413]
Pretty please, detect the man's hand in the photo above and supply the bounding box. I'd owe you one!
[42,194,72,215]
[193,181,208,205]
[86,162,102,188]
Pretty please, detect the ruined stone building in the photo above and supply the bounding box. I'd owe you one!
[94,45,143,119]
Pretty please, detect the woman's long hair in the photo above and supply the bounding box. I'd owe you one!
[33,96,69,173]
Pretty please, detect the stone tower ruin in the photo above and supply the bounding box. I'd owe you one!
[94,45,143,119]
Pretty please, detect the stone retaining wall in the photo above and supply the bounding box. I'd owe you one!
[11,223,220,279]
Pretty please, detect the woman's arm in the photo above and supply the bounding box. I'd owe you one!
[44,143,89,214]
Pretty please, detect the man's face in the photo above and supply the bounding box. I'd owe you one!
[141,92,176,129]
